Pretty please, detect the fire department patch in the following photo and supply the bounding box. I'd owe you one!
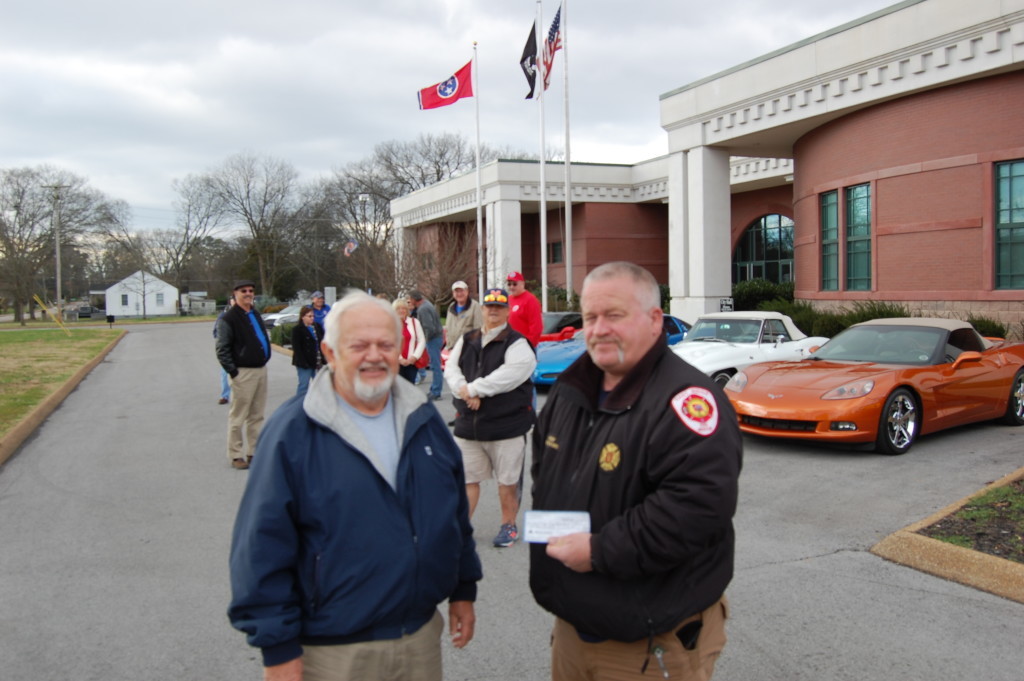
[671,386,719,436]
[598,443,621,472]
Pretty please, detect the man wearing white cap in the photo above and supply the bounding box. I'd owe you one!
[311,290,331,328]
[445,281,484,352]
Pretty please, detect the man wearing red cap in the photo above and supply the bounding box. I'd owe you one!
[505,271,543,347]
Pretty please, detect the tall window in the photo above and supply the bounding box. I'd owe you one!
[996,160,1024,289]
[156,293,165,306]
[732,214,794,284]
[820,191,839,290]
[547,241,564,264]
[121,294,128,306]
[845,184,872,291]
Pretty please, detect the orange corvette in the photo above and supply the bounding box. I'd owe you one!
[723,318,1024,454]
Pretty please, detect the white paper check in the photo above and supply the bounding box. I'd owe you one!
[524,510,591,544]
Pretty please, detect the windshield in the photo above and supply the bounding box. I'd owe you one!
[814,325,944,364]
[683,318,762,343]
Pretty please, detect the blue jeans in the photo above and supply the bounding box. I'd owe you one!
[296,367,316,396]
[426,336,444,397]
[220,368,231,401]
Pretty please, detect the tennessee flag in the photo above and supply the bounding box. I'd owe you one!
[417,61,473,110]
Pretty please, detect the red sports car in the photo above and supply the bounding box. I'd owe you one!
[724,318,1024,454]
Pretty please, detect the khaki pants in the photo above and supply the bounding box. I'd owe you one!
[226,366,267,462]
[302,611,443,681]
[550,597,729,681]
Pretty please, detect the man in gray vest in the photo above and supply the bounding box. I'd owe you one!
[444,287,537,547]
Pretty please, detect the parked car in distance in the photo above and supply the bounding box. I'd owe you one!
[723,318,1024,454]
[539,311,583,343]
[670,311,829,386]
[263,304,304,329]
[532,314,690,387]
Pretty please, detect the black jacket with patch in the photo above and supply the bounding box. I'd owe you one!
[529,340,742,641]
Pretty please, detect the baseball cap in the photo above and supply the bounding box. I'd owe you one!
[451,281,469,291]
[506,271,525,282]
[311,291,324,299]
[482,288,510,307]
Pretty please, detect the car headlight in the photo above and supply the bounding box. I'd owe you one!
[724,371,747,392]
[822,379,875,400]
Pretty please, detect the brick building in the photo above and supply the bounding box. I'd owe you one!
[392,0,1024,328]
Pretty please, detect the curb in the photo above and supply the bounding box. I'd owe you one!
[0,330,127,467]
[871,466,1024,604]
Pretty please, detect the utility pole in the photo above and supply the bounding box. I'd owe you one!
[43,184,70,321]
[358,193,370,293]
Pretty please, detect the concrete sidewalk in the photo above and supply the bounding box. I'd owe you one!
[1,321,1022,680]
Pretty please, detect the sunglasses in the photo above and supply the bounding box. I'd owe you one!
[237,288,255,294]
[483,292,508,304]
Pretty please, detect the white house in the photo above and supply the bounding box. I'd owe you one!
[105,271,179,318]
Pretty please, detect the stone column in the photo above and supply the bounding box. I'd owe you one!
[486,200,522,289]
[667,146,733,323]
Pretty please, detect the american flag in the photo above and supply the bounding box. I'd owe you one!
[541,5,562,91]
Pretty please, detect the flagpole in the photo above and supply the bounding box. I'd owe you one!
[473,43,485,297]
[562,0,573,310]
[537,0,549,313]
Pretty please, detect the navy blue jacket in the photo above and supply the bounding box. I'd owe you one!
[228,371,481,666]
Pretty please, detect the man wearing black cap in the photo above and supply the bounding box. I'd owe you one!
[215,280,272,470]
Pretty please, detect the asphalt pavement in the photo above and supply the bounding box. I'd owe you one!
[1,321,1022,680]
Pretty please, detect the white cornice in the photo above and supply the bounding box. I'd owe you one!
[662,1,1024,153]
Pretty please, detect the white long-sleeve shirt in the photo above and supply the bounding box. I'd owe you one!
[444,323,537,398]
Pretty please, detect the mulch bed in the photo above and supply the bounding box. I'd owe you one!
[918,479,1024,564]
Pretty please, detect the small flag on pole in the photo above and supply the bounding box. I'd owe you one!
[343,240,359,257]
[542,5,562,92]
[417,61,474,110]
[520,21,538,99]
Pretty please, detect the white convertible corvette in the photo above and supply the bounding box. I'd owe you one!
[670,311,829,386]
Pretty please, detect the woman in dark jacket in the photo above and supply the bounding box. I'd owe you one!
[290,305,324,396]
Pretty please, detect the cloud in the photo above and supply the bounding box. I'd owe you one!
[0,0,899,229]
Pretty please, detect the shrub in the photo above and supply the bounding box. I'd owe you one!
[967,315,1008,339]
[263,303,288,315]
[732,279,788,311]
[811,312,847,338]
[270,322,297,347]
[842,301,911,326]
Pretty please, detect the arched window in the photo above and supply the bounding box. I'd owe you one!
[732,214,794,284]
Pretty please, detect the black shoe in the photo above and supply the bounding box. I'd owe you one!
[429,394,442,401]
[447,420,455,427]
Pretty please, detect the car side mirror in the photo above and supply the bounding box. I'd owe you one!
[775,334,788,346]
[952,351,983,369]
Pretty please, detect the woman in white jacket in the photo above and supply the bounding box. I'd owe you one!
[393,298,426,383]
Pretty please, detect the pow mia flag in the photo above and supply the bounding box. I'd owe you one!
[520,21,538,99]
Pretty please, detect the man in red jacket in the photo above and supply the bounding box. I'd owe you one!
[506,271,543,347]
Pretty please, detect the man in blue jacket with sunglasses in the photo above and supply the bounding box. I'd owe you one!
[229,290,481,681]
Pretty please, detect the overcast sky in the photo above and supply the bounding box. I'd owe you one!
[2,0,899,230]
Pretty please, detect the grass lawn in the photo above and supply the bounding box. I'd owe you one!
[0,328,123,440]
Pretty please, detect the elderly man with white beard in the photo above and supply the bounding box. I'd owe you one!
[229,290,481,681]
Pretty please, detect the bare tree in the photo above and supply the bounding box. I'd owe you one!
[157,173,228,292]
[207,153,301,296]
[0,166,123,324]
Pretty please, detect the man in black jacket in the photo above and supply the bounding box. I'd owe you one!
[529,262,742,681]
[215,279,272,470]
[444,287,536,548]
